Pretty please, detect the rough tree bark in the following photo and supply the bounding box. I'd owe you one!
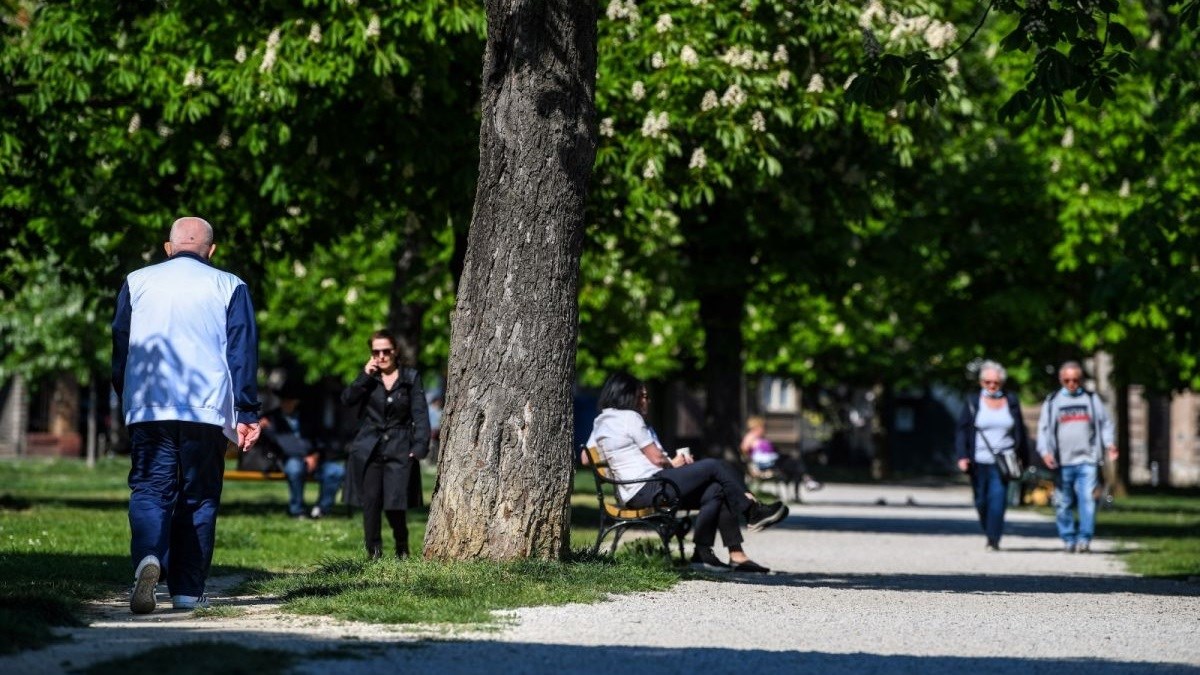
[422,0,596,560]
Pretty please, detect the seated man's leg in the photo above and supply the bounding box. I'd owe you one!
[316,461,345,514]
[282,457,307,517]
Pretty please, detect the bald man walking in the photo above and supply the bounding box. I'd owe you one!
[111,217,261,613]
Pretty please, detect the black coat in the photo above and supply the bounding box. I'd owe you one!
[955,391,1031,469]
[341,367,430,509]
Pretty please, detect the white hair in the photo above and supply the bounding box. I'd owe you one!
[979,360,1007,383]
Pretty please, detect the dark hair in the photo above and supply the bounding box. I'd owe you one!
[598,372,644,412]
[368,329,398,350]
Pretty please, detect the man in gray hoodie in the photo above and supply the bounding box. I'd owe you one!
[1036,361,1118,553]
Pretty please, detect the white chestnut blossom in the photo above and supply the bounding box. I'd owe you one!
[750,110,766,132]
[287,206,302,217]
[183,68,203,88]
[1061,127,1075,148]
[308,23,322,44]
[680,45,699,66]
[655,13,673,33]
[235,45,247,63]
[651,52,664,69]
[156,121,173,138]
[217,129,232,149]
[689,147,707,170]
[945,57,960,78]
[806,73,825,93]
[261,29,281,73]
[700,89,719,111]
[719,46,756,69]
[365,15,381,39]
[1078,183,1090,195]
[606,0,640,22]
[1050,157,1062,173]
[598,117,615,137]
[631,80,646,100]
[293,260,308,277]
[127,113,141,134]
[772,44,788,64]
[1119,179,1131,198]
[859,0,885,28]
[776,71,792,89]
[720,84,746,108]
[640,110,670,138]
[267,28,281,49]
[642,159,658,180]
[922,21,957,50]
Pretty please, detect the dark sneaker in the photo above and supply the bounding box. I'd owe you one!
[1064,542,1077,553]
[689,547,731,573]
[731,559,771,573]
[747,501,789,531]
[130,554,160,615]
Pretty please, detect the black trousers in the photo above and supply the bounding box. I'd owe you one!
[628,458,751,548]
[361,452,408,554]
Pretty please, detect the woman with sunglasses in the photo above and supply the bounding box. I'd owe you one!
[341,329,430,559]
[954,360,1031,551]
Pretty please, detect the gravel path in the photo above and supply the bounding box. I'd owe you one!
[5,482,1198,674]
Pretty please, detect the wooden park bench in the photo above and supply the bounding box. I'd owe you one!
[581,446,692,563]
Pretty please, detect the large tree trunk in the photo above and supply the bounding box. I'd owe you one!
[423,0,596,561]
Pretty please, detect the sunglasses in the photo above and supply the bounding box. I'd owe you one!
[371,349,394,357]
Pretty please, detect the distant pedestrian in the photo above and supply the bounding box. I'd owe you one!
[1036,361,1118,553]
[111,217,261,614]
[341,330,430,560]
[955,360,1030,551]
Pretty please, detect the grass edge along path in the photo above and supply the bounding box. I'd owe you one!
[245,548,680,626]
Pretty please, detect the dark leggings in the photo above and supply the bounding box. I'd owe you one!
[361,454,409,554]
[628,458,752,548]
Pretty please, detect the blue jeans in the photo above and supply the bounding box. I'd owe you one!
[283,457,345,515]
[128,421,226,597]
[1054,463,1098,546]
[971,463,1007,546]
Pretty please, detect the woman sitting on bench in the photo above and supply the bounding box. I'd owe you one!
[586,372,789,573]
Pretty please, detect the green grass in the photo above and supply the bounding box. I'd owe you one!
[1094,488,1200,579]
[0,458,671,654]
[248,552,677,625]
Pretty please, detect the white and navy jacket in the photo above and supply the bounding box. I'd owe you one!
[111,251,260,443]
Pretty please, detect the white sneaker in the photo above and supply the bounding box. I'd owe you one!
[130,555,160,614]
[309,506,323,519]
[171,594,210,610]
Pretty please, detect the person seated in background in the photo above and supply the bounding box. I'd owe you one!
[740,416,822,491]
[588,372,789,573]
[259,382,345,519]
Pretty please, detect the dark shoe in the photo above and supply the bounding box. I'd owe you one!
[731,559,771,573]
[367,545,383,560]
[395,545,409,560]
[747,501,789,531]
[689,546,731,573]
[1064,542,1077,553]
[130,555,160,615]
[985,542,1000,552]
[1077,541,1090,553]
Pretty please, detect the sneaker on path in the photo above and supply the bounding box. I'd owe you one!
[689,547,731,573]
[803,478,823,491]
[1077,541,1091,553]
[171,595,210,610]
[130,555,160,615]
[310,506,323,519]
[747,501,789,532]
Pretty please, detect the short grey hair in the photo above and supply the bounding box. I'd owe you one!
[169,217,214,248]
[1058,360,1083,375]
[979,360,1007,383]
